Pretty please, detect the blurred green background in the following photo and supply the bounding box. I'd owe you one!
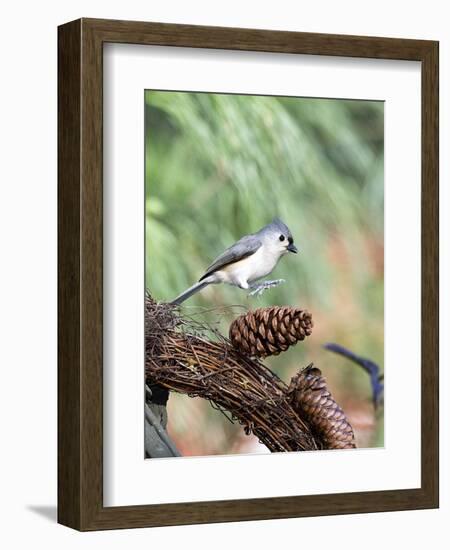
[145,90,384,456]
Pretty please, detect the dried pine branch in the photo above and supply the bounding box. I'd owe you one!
[145,294,356,452]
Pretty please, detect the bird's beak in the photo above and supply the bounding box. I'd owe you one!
[287,243,298,253]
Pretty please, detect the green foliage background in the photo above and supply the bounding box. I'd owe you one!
[145,91,384,455]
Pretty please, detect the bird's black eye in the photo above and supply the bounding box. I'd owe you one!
[279,235,285,242]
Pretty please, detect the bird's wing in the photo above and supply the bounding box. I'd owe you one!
[199,235,262,281]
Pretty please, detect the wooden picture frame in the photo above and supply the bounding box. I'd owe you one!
[58,18,439,531]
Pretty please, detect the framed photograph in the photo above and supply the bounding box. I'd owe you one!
[58,18,439,530]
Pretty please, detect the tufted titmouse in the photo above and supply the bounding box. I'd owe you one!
[171,218,298,305]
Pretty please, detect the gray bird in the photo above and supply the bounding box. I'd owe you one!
[171,218,298,305]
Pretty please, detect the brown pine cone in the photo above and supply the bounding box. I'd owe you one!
[229,306,313,358]
[288,365,356,450]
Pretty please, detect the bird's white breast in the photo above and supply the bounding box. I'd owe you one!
[216,245,280,288]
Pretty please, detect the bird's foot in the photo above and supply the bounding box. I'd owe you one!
[248,279,285,297]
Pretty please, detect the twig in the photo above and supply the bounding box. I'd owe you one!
[145,402,182,457]
[324,343,384,408]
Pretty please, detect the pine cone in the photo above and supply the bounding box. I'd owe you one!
[288,365,356,450]
[229,306,313,358]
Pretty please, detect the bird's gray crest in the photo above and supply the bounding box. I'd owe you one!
[262,217,292,238]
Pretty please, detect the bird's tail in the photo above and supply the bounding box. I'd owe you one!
[170,280,211,305]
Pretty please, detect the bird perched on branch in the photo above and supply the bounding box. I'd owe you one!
[171,218,298,305]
